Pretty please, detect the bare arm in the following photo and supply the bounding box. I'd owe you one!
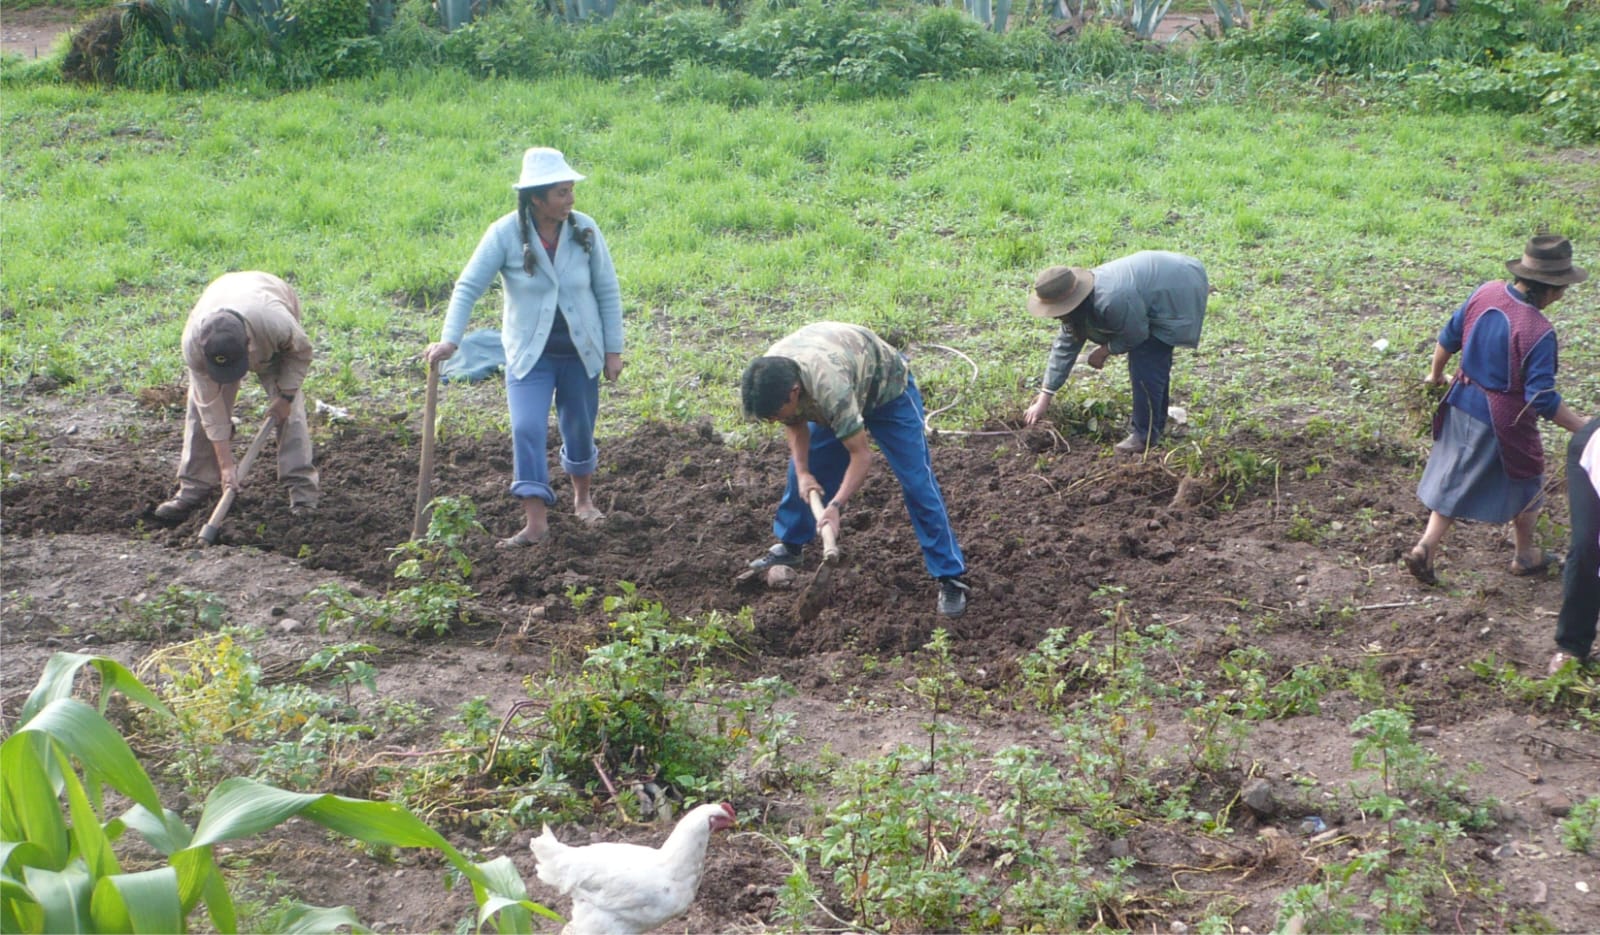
[1551,401,1587,434]
[1425,343,1452,385]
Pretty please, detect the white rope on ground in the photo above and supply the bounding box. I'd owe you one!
[914,342,1065,446]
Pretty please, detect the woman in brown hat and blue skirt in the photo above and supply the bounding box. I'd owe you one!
[1404,234,1589,585]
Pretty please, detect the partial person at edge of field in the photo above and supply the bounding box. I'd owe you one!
[1404,234,1589,586]
[1021,250,1209,455]
[740,321,971,618]
[152,271,319,524]
[1550,418,1600,676]
[424,147,625,549]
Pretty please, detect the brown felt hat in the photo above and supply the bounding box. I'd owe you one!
[1027,264,1095,318]
[199,310,249,384]
[1506,234,1588,286]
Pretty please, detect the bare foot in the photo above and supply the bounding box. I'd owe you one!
[496,527,550,549]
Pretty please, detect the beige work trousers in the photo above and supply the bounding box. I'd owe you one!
[174,373,319,507]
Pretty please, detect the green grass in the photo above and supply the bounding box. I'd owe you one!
[3,71,1597,441]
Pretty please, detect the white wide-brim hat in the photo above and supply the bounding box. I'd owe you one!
[514,147,585,190]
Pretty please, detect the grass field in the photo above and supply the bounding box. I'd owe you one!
[4,72,1596,443]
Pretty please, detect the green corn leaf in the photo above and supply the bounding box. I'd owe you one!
[22,864,93,934]
[59,749,119,882]
[16,699,164,818]
[117,805,194,857]
[198,860,238,934]
[280,904,369,933]
[18,653,171,727]
[2,734,70,870]
[187,779,559,926]
[89,867,182,935]
[2,872,46,934]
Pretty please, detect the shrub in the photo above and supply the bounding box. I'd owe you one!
[283,0,381,78]
[1411,48,1600,142]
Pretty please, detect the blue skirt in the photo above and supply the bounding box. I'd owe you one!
[1418,405,1543,524]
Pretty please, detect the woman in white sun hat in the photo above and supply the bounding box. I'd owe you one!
[426,147,625,548]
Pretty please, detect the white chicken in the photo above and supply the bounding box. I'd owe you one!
[530,801,736,935]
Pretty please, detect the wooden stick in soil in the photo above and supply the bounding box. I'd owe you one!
[412,360,440,540]
[197,416,276,547]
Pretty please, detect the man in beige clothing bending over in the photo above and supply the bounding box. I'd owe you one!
[152,271,319,523]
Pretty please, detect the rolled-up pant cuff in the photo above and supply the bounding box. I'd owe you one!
[559,444,598,477]
[509,481,556,504]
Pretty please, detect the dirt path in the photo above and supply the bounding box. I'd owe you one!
[0,5,78,59]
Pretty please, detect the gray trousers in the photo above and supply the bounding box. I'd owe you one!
[175,374,319,507]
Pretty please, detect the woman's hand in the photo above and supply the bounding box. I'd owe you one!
[1022,392,1053,427]
[1087,345,1111,370]
[603,352,624,382]
[424,341,458,364]
[1423,371,1447,387]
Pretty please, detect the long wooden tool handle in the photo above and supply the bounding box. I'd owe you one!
[807,490,840,563]
[198,416,275,546]
[412,361,440,539]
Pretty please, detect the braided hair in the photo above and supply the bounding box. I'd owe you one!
[517,184,594,275]
[516,185,549,276]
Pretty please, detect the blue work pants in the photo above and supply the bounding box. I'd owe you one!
[506,355,598,504]
[773,379,965,580]
[1126,337,1175,441]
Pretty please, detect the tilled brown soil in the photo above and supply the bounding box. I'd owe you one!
[3,386,1596,934]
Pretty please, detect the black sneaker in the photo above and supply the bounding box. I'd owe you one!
[748,542,803,570]
[937,577,970,617]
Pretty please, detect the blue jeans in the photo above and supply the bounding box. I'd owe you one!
[506,355,598,504]
[1557,418,1600,659]
[772,378,965,580]
[1127,337,1174,441]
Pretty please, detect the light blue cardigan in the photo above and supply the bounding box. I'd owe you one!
[441,208,623,380]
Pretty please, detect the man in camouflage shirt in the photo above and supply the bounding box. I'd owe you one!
[740,322,970,617]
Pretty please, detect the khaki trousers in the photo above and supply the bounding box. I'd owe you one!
[175,374,319,507]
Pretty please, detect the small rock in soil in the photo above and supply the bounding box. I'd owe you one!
[1241,777,1278,817]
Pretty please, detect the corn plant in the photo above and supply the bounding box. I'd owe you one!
[0,652,560,934]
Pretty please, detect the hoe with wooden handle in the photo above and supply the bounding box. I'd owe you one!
[197,415,275,546]
[412,360,440,540]
[792,490,841,624]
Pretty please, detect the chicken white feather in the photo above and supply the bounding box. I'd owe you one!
[530,801,736,935]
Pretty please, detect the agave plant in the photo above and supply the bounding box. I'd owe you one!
[0,652,560,934]
[1100,0,1172,39]
[960,0,1014,33]
[1209,0,1247,32]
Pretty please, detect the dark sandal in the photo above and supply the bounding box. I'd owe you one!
[1403,544,1437,586]
[1511,550,1557,577]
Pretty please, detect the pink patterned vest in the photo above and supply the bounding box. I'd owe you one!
[1444,281,1554,481]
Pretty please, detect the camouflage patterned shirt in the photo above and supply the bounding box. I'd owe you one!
[765,322,908,440]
